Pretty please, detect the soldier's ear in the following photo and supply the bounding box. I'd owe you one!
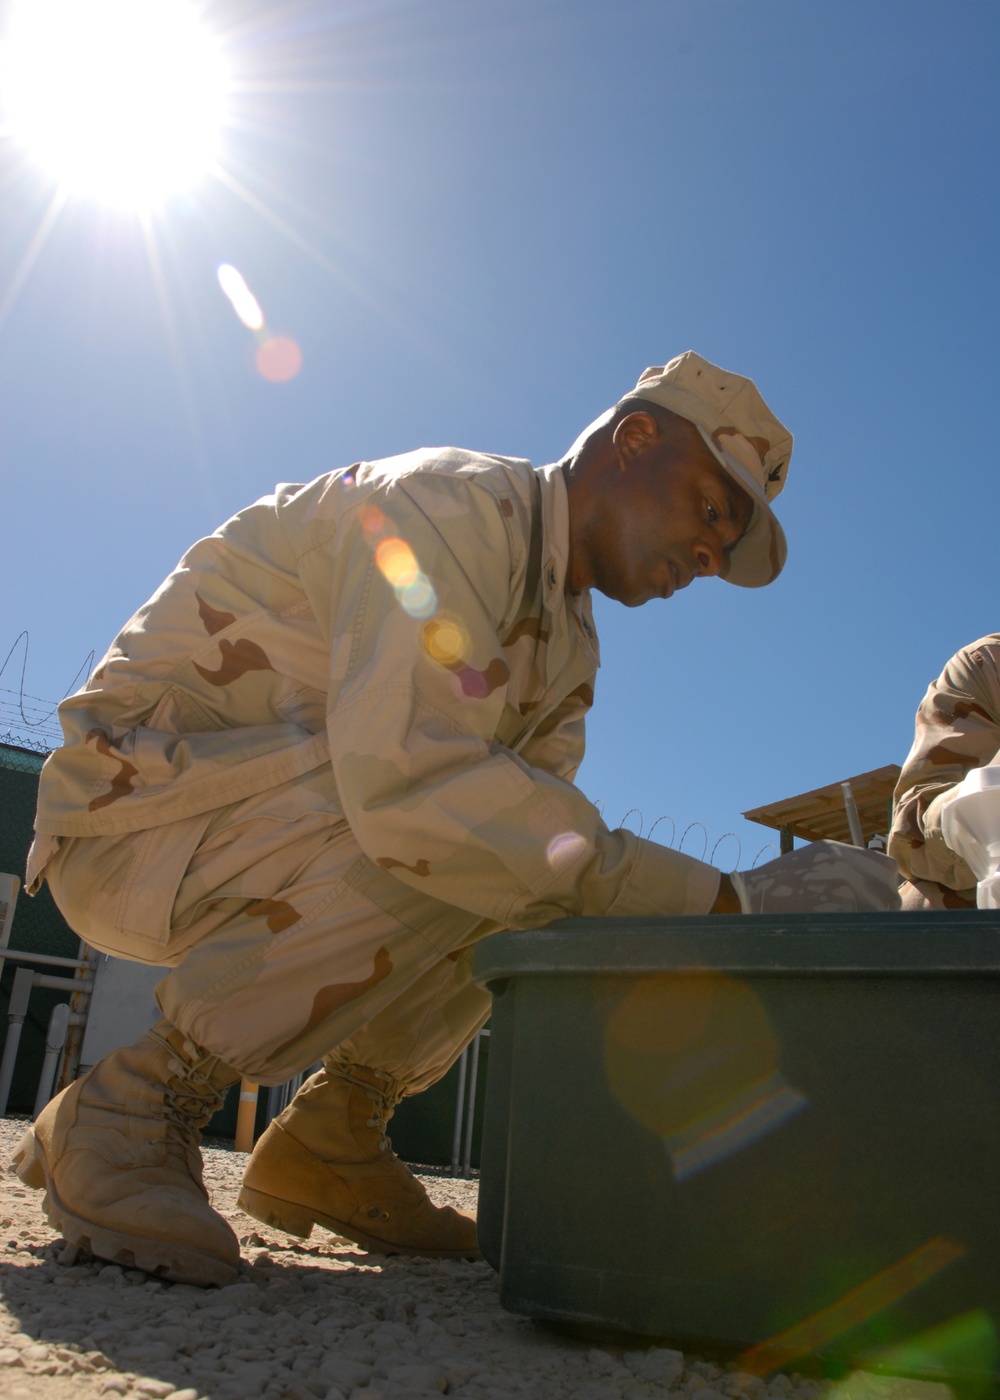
[612,411,659,470]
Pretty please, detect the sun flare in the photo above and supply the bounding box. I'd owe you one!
[2,0,230,209]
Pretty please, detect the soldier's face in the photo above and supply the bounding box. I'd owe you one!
[587,429,754,607]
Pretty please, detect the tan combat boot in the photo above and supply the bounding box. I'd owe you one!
[12,1019,240,1287]
[237,1063,480,1259]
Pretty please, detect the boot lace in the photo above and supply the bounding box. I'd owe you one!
[149,1030,231,1151]
[364,1088,393,1153]
[330,1065,401,1154]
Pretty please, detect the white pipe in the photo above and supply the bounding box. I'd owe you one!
[0,969,87,1117]
[33,1002,71,1118]
[0,967,34,1116]
[57,941,100,1092]
[0,948,92,969]
[31,973,91,993]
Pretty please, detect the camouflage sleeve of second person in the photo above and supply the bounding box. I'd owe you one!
[888,635,1000,890]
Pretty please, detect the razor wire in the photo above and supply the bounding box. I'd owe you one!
[0,636,791,877]
[608,804,779,872]
[0,632,94,751]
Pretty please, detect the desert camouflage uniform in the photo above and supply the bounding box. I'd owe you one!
[888,634,1000,910]
[28,449,719,1089]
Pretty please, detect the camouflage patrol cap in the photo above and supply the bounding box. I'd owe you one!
[628,350,792,587]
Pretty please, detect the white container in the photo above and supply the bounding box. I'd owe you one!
[978,872,1000,909]
[940,763,1000,908]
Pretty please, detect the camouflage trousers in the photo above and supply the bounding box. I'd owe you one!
[41,767,495,1089]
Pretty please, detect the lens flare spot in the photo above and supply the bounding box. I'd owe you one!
[256,335,302,383]
[423,617,469,667]
[863,1309,997,1389]
[547,832,588,869]
[667,1073,807,1182]
[217,264,264,330]
[376,538,419,589]
[601,973,807,1179]
[738,1237,967,1377]
[400,578,437,619]
[374,537,437,619]
[360,504,386,537]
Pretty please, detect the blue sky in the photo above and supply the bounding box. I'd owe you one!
[1,0,997,869]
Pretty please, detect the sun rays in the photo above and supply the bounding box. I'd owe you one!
[0,0,311,376]
[2,0,230,210]
[0,0,437,384]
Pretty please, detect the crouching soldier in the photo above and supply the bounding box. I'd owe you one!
[16,351,899,1285]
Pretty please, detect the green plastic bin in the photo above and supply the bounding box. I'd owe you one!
[472,912,1000,1390]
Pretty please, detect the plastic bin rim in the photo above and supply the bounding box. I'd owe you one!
[471,911,1000,985]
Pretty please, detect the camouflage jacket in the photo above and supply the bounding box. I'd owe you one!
[888,634,1000,893]
[32,449,719,927]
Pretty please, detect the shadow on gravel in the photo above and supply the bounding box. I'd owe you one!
[1,1229,511,1399]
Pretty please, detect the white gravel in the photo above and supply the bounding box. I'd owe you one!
[0,1117,952,1400]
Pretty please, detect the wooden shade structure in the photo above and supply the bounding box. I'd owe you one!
[743,764,901,852]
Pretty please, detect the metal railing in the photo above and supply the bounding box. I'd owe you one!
[0,962,92,1116]
[0,871,97,1117]
[451,1027,489,1177]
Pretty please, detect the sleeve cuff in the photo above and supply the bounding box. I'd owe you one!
[605,836,722,918]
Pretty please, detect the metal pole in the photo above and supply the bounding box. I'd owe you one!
[840,781,865,848]
[264,1069,308,1127]
[461,1031,482,1177]
[33,1002,71,1118]
[266,1083,287,1124]
[235,1079,259,1152]
[0,967,35,1116]
[267,1071,298,1124]
[450,1046,469,1176]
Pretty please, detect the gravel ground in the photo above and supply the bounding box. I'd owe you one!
[0,1117,953,1400]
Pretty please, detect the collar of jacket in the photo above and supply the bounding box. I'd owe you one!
[537,461,570,605]
[536,461,600,667]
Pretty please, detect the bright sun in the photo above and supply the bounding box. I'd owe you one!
[2,0,229,210]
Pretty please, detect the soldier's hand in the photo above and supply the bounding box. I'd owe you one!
[730,840,901,914]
